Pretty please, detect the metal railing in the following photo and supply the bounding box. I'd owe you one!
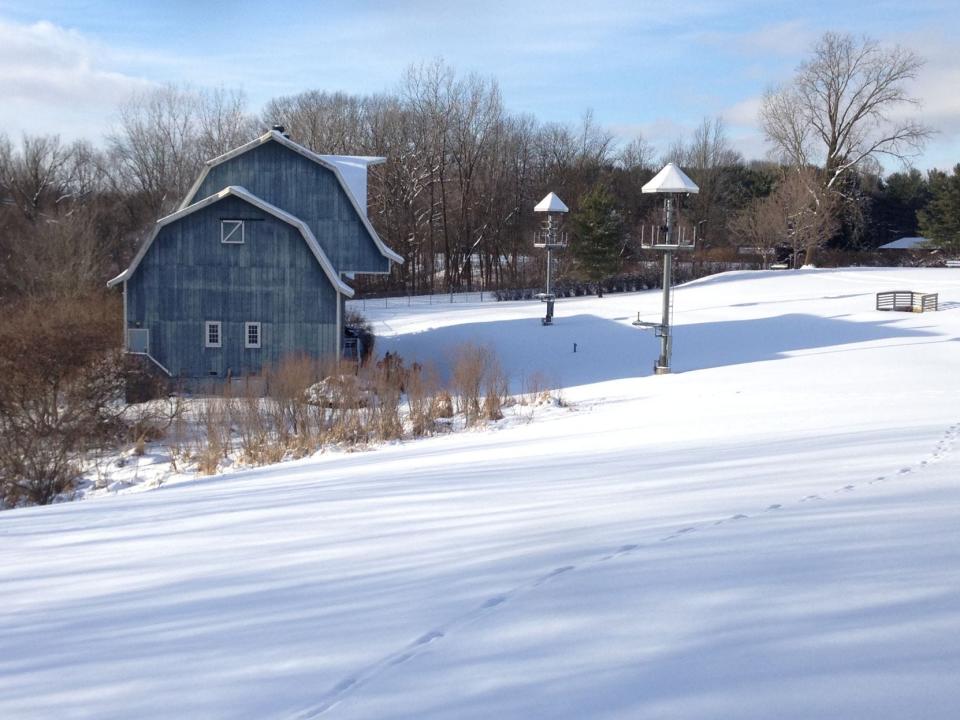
[876,290,938,312]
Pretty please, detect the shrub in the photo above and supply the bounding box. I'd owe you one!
[0,293,124,506]
[482,353,509,421]
[432,391,454,419]
[451,344,504,427]
[344,309,375,363]
[266,354,322,443]
[368,354,404,442]
[406,362,442,436]
[124,355,168,403]
[195,397,230,475]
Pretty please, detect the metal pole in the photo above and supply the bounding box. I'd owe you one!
[545,247,553,297]
[657,252,672,373]
[655,196,675,374]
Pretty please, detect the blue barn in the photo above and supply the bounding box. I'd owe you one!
[108,129,401,381]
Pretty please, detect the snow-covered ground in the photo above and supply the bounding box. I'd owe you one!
[2,267,959,719]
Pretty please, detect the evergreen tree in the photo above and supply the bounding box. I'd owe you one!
[571,184,624,297]
[864,169,930,247]
[918,165,960,253]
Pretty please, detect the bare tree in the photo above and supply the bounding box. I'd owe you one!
[618,135,654,172]
[108,85,202,216]
[776,167,839,266]
[728,165,838,267]
[728,193,783,268]
[663,117,744,248]
[0,134,74,222]
[261,90,368,153]
[760,32,933,189]
[109,84,256,217]
[0,135,114,298]
[197,87,258,160]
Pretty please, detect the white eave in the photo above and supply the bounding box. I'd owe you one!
[178,130,402,265]
[107,186,355,297]
[642,163,700,194]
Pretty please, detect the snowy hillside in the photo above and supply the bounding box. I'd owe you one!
[2,268,960,719]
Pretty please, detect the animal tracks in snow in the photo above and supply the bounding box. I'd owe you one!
[535,566,575,586]
[289,568,583,718]
[286,418,960,720]
[414,630,445,646]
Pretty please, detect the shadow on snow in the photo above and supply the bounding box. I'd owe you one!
[378,312,939,391]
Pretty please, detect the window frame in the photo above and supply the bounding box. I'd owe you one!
[244,322,261,349]
[221,219,245,244]
[205,321,222,348]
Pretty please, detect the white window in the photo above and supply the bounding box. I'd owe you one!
[205,321,222,348]
[245,322,261,349]
[221,219,244,244]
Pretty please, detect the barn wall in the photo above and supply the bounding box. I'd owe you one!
[192,141,390,274]
[127,194,339,379]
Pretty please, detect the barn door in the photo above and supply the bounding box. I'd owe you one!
[128,328,150,353]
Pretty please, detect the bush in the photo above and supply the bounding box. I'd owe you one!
[344,309,375,363]
[0,293,124,506]
[265,353,334,446]
[451,344,504,427]
[406,362,442,436]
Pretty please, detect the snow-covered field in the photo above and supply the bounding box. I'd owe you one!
[2,267,960,719]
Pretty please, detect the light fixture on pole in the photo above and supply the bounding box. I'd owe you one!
[533,192,569,326]
[633,163,699,374]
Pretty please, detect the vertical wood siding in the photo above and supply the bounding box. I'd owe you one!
[127,195,338,378]
[193,142,390,274]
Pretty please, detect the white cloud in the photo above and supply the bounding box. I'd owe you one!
[722,96,762,128]
[0,19,152,140]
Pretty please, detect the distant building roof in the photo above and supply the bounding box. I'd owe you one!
[879,236,934,250]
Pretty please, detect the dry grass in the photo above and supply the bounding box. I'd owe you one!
[482,352,509,422]
[181,345,524,476]
[451,344,487,425]
[406,363,443,436]
[194,397,230,475]
[451,344,509,426]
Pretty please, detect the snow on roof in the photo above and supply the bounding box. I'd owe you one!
[878,236,933,250]
[534,192,569,213]
[108,186,354,297]
[318,155,384,217]
[642,163,700,194]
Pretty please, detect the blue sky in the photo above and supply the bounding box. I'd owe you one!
[1,0,957,171]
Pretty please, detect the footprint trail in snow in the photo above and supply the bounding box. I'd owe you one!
[286,418,960,719]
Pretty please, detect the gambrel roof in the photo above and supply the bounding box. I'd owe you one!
[107,186,355,297]
[179,130,403,265]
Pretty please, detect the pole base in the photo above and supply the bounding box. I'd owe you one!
[654,365,671,375]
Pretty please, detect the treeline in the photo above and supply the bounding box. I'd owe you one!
[2,57,954,304]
